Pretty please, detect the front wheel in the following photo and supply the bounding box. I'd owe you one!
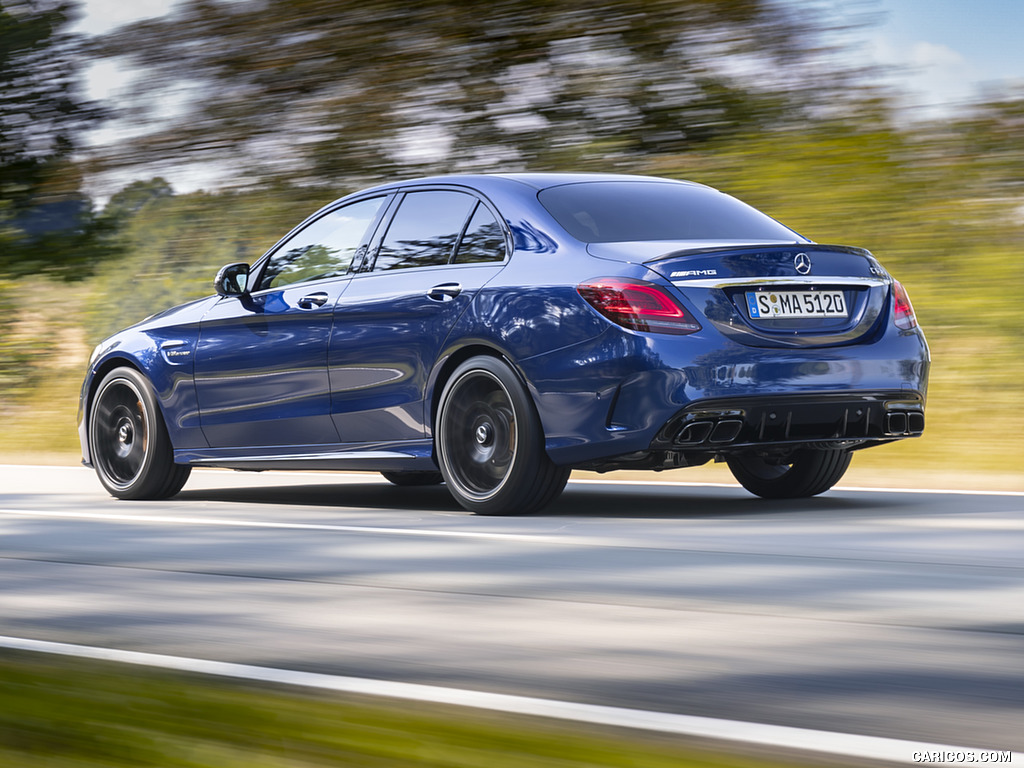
[89,367,191,500]
[435,356,569,515]
[726,449,851,499]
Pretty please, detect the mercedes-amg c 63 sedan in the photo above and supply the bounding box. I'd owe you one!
[79,173,929,514]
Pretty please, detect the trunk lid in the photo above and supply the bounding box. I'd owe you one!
[591,242,891,348]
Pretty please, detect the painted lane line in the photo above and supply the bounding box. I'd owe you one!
[0,508,562,544]
[1,635,1017,765]
[879,517,1024,530]
[572,478,1024,497]
[6,507,1023,550]
[3,464,1022,497]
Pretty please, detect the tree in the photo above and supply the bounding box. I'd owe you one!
[0,0,116,279]
[91,0,868,188]
[103,177,174,217]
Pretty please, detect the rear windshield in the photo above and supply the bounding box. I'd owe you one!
[538,181,800,243]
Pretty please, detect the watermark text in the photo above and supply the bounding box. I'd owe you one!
[914,751,1012,764]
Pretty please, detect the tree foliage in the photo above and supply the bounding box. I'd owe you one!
[0,0,118,278]
[91,0,866,186]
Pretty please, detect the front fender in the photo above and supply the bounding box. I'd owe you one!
[79,324,208,465]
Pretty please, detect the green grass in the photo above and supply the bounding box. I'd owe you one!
[0,651,801,768]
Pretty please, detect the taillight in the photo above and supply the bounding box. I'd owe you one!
[577,278,701,335]
[892,280,918,330]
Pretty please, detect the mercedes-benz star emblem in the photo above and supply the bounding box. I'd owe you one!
[794,252,812,275]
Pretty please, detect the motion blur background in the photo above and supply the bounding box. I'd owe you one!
[2,0,1021,485]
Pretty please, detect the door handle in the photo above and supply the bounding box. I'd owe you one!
[298,292,329,309]
[427,283,462,302]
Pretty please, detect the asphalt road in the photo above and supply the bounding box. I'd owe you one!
[1,464,1022,753]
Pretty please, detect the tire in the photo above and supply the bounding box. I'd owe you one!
[89,367,191,500]
[380,470,444,487]
[435,356,569,515]
[726,449,852,499]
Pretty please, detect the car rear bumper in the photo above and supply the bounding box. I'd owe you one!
[650,390,924,451]
[526,323,929,466]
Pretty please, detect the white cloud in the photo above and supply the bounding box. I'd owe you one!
[867,34,978,115]
[909,41,965,68]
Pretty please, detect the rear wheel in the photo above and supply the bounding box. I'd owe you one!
[89,367,190,499]
[380,471,444,486]
[726,449,851,499]
[435,356,569,515]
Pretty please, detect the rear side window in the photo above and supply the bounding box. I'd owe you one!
[538,181,800,243]
[453,203,506,264]
[259,197,384,290]
[374,191,476,271]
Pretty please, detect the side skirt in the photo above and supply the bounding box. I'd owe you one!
[174,440,437,472]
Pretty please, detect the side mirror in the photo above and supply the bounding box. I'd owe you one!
[214,262,250,297]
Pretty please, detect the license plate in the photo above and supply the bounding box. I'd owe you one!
[746,290,848,319]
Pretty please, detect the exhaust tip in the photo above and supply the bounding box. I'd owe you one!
[676,421,714,445]
[886,412,908,435]
[886,410,924,436]
[709,419,744,443]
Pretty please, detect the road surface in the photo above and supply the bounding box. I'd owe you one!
[1,464,1021,753]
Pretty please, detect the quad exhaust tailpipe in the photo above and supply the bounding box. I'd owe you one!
[657,395,925,450]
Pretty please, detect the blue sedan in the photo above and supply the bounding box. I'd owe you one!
[78,173,929,514]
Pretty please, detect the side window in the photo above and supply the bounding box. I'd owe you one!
[258,197,384,291]
[374,191,476,271]
[453,203,506,264]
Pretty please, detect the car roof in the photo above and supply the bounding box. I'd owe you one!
[355,172,710,196]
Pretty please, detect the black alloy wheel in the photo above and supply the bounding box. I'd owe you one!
[435,356,569,515]
[89,367,190,499]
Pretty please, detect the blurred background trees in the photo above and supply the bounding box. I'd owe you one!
[87,0,864,185]
[1,0,1022,479]
[0,0,118,279]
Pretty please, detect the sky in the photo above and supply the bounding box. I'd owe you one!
[861,0,1024,112]
[74,0,1024,115]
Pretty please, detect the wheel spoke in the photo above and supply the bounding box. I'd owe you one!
[89,367,190,500]
[441,370,517,497]
[436,357,569,515]
[93,380,148,487]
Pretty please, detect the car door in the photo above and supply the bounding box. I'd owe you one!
[328,189,508,442]
[195,195,388,448]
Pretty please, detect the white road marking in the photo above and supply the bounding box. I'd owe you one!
[0,508,564,544]
[573,478,1024,496]
[4,501,1023,544]
[879,517,1024,530]
[3,464,1022,496]
[0,635,1016,764]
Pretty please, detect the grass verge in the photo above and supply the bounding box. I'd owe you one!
[0,650,805,768]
